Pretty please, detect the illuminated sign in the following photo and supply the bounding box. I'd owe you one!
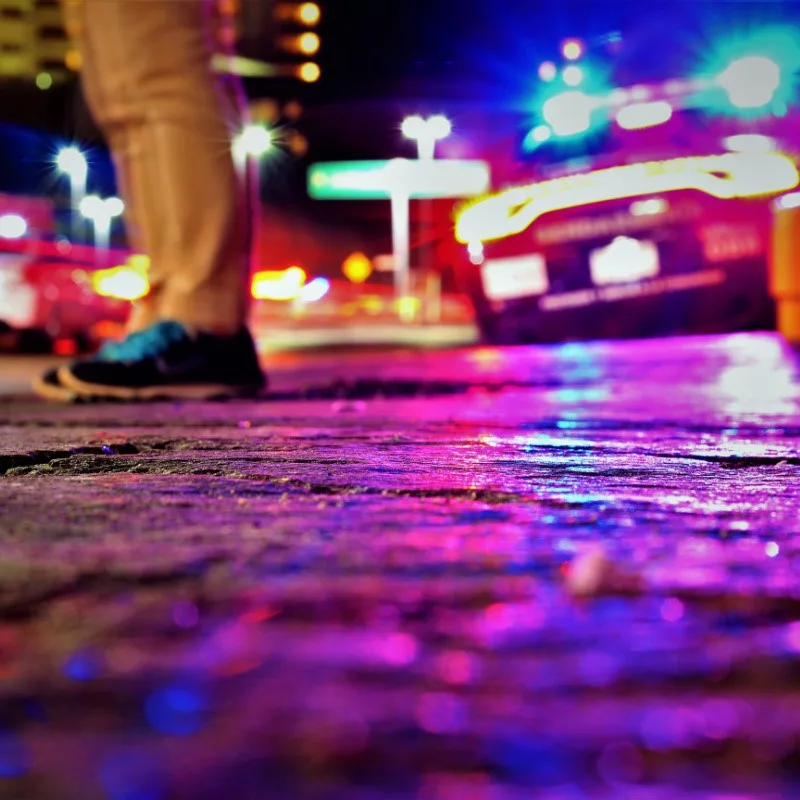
[308,159,490,200]
[455,152,799,244]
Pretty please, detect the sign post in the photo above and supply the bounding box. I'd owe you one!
[308,159,490,317]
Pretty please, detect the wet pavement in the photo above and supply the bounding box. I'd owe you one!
[1,333,800,799]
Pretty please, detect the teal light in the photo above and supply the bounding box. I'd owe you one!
[696,26,800,117]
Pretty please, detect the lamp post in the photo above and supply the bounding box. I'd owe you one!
[400,116,452,319]
[55,146,88,240]
[401,115,452,160]
[79,195,124,260]
[233,124,274,249]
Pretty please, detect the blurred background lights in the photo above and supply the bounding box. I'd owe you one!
[562,65,584,87]
[251,265,307,300]
[718,55,781,108]
[616,100,673,130]
[532,124,552,143]
[298,62,321,82]
[538,61,557,82]
[297,2,320,24]
[299,276,330,302]
[235,124,273,158]
[92,265,150,301]
[0,213,27,239]
[79,195,124,221]
[55,145,87,181]
[775,191,800,210]
[342,251,373,283]
[401,114,452,158]
[562,39,583,61]
[427,114,452,139]
[298,31,320,55]
[543,91,595,136]
[723,133,776,153]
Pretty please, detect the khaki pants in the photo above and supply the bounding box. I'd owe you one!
[67,0,253,334]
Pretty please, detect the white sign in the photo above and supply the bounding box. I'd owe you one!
[481,254,549,301]
[589,236,660,286]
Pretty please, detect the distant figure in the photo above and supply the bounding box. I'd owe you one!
[36,0,264,401]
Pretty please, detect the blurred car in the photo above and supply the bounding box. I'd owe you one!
[0,249,131,354]
[454,26,800,344]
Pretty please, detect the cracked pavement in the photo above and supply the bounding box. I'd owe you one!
[1,334,800,799]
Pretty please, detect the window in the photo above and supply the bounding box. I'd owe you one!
[39,58,65,70]
[38,25,66,40]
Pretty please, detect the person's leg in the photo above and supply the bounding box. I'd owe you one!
[77,0,253,333]
[36,0,264,400]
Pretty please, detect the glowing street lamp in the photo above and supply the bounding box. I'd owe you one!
[56,146,88,206]
[79,195,124,255]
[234,124,274,162]
[56,145,88,239]
[401,114,452,160]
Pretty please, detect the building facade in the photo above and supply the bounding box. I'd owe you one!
[0,0,74,84]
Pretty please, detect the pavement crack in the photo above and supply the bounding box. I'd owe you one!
[0,442,140,476]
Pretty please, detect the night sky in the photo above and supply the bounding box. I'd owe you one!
[316,0,800,100]
[2,0,799,201]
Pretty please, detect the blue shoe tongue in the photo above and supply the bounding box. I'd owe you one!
[96,321,188,362]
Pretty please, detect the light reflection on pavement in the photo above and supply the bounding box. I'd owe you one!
[0,333,799,799]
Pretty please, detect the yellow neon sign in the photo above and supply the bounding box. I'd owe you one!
[454,152,800,244]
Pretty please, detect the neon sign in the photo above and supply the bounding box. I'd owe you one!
[454,152,799,244]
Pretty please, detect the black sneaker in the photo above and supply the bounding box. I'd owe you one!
[32,367,78,402]
[32,334,147,402]
[57,321,266,400]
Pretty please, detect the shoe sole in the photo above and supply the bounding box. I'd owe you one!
[31,374,78,403]
[57,366,265,401]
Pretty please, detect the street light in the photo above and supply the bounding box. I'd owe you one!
[79,195,124,256]
[397,115,452,319]
[55,146,88,206]
[56,146,88,240]
[234,124,274,161]
[401,114,452,160]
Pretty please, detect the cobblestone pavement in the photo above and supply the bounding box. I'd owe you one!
[1,333,799,800]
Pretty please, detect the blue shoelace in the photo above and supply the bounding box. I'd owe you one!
[97,321,188,362]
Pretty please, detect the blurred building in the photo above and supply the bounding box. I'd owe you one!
[0,0,321,83]
[0,0,76,86]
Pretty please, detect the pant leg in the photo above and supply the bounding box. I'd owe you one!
[75,0,253,334]
[61,0,154,331]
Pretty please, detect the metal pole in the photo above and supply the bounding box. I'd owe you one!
[390,189,411,320]
[70,173,86,242]
[94,216,110,261]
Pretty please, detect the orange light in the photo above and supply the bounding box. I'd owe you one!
[297,2,320,24]
[562,39,583,61]
[298,32,320,55]
[65,49,83,71]
[342,252,372,284]
[298,62,320,82]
